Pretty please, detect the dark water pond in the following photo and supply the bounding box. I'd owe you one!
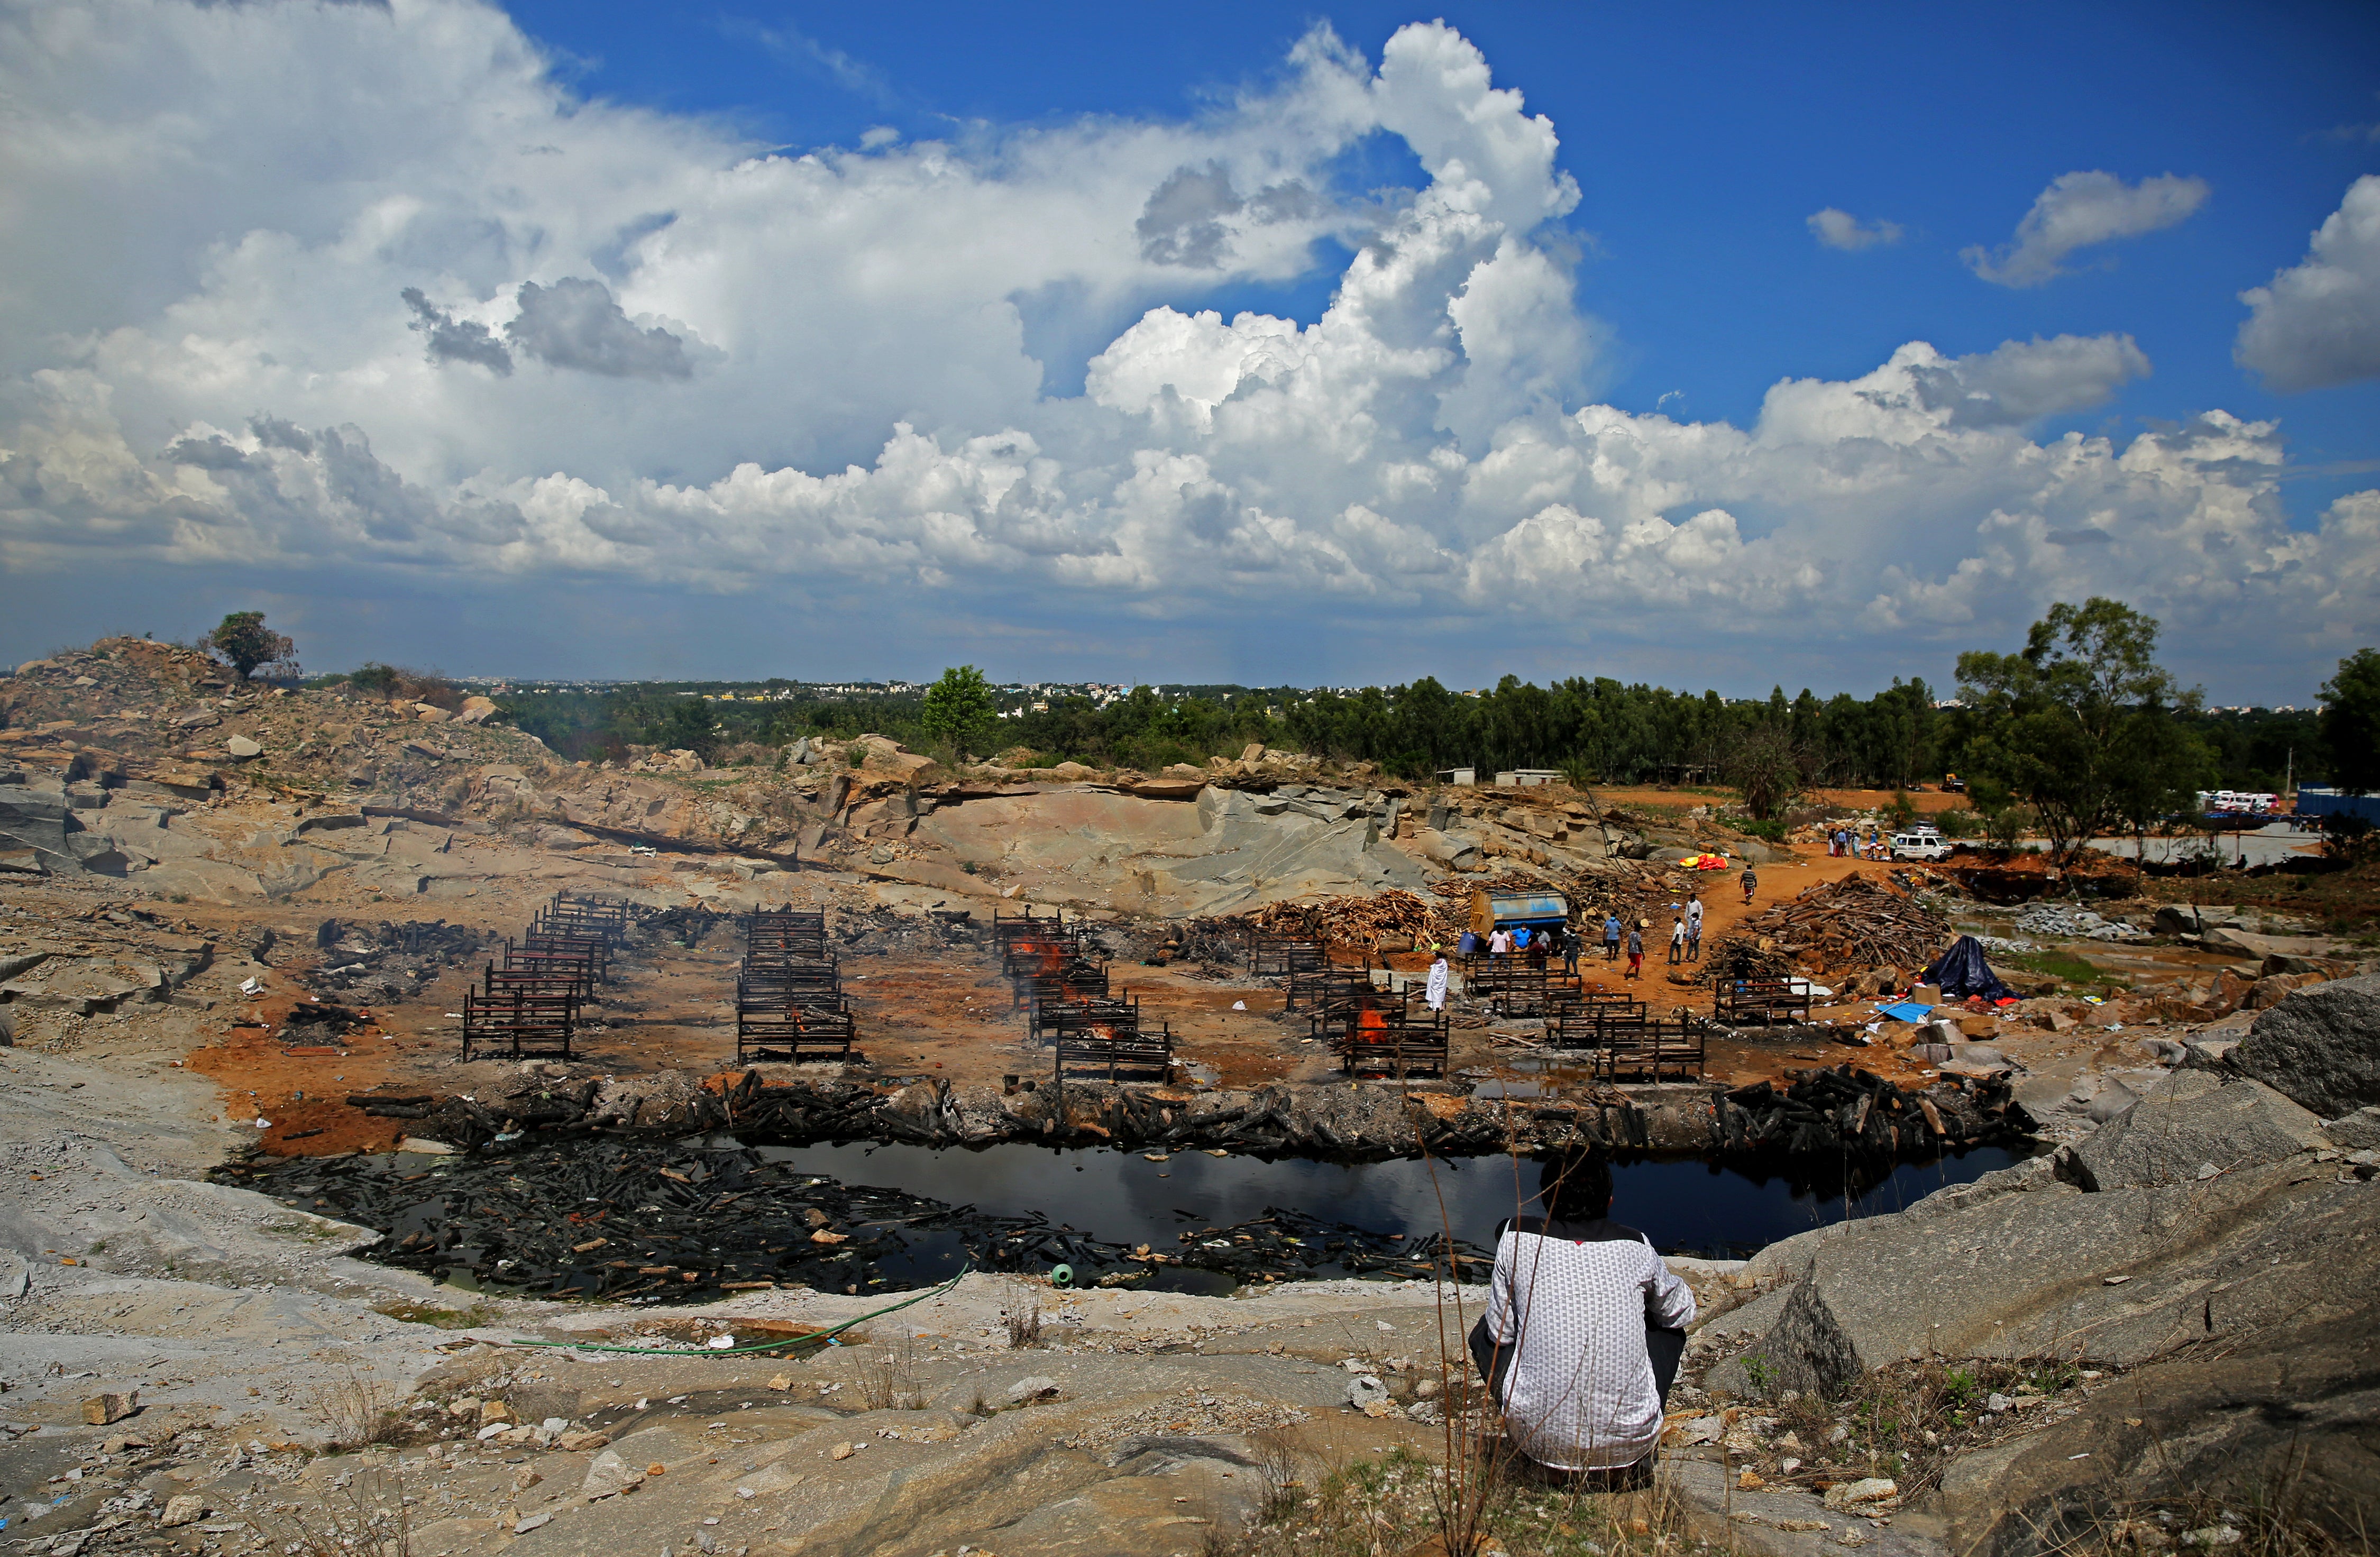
[228,1138,2025,1304]
[753,1140,2027,1273]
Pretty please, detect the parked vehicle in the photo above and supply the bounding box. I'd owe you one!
[1888,831,1951,862]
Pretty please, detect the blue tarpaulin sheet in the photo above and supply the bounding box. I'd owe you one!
[1878,1001,1935,1023]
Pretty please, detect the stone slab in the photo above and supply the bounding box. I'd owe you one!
[2070,1070,2330,1192]
[2230,973,2380,1118]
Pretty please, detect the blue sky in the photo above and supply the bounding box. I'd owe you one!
[2,1,2376,699]
[506,3,2380,448]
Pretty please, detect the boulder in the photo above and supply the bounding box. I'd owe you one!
[413,703,451,722]
[2202,926,2344,960]
[1409,828,1480,871]
[2324,1105,2380,1150]
[1723,1134,2380,1399]
[82,1391,138,1424]
[159,1494,208,1527]
[2242,972,2323,1010]
[2084,1082,2140,1124]
[0,784,78,873]
[2229,974,2380,1118]
[453,695,499,725]
[224,734,262,758]
[2071,1071,2329,1192]
[580,1448,643,1500]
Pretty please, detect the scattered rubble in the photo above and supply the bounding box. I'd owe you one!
[2014,905,2145,941]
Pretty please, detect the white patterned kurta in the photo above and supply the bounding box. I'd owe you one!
[1485,1217,1696,1471]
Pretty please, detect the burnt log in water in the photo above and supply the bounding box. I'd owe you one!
[1709,1065,2030,1160]
[212,1137,1490,1304]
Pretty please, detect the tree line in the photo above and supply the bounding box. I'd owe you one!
[240,601,2370,846]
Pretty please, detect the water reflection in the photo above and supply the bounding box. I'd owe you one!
[749,1142,2025,1262]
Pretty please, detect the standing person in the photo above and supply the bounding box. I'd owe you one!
[1513,924,1531,960]
[1472,1152,1696,1480]
[1668,914,1686,965]
[1625,920,1645,979]
[1685,894,1703,961]
[1603,912,1623,961]
[1489,926,1513,962]
[1562,922,1582,976]
[1425,948,1450,1013]
[1741,863,1757,905]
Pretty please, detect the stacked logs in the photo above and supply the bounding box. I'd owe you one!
[1228,890,1458,954]
[1696,872,1948,985]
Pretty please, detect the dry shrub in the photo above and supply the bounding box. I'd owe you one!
[1004,1302,1041,1349]
[854,1335,923,1413]
[2054,1430,2373,1557]
[248,1466,414,1557]
[314,1367,408,1451]
[1210,1444,1695,1557]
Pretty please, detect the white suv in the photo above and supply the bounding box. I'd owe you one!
[1889,831,1950,862]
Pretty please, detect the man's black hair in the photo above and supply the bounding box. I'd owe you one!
[1539,1150,1613,1222]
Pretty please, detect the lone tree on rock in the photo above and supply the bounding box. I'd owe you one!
[920,665,996,759]
[206,611,296,681]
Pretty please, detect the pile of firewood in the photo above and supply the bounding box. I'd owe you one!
[1427,870,1548,900]
[1698,871,1948,984]
[1231,890,1458,952]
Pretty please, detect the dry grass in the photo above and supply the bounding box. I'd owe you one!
[1724,1355,2093,1497]
[246,1466,415,1557]
[313,1367,410,1452]
[854,1334,924,1413]
[2006,1435,2375,1557]
[1004,1300,1042,1349]
[1209,1445,1714,1557]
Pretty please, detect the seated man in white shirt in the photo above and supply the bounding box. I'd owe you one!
[1470,1153,1696,1482]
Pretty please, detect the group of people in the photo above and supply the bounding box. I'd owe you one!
[1595,896,1705,977]
[1824,826,1885,859]
[1447,896,1710,983]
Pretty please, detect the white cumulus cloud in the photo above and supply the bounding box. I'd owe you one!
[2235,175,2380,392]
[1807,208,1902,250]
[1963,170,2210,287]
[0,1,2369,692]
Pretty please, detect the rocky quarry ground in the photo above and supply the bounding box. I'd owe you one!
[2,639,2376,1557]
